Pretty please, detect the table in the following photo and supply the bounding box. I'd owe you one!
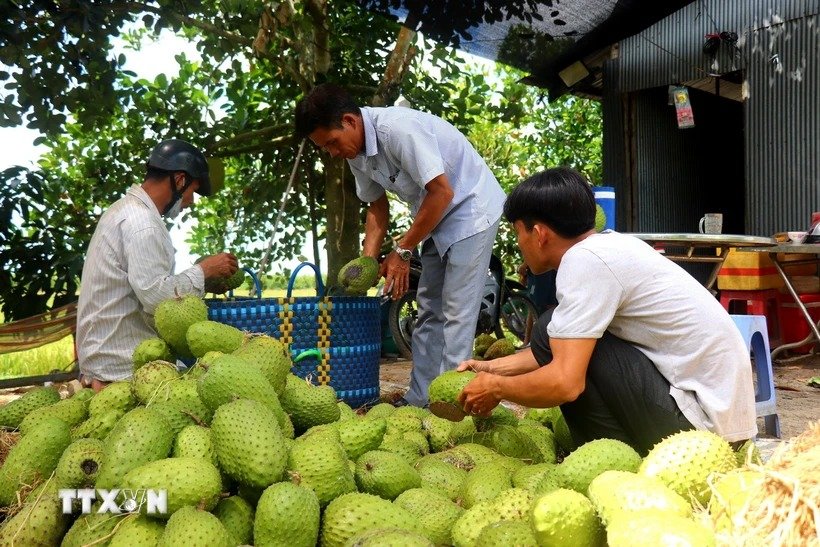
[627,233,776,290]
[741,243,820,359]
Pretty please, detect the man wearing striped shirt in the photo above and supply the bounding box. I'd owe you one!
[76,139,238,391]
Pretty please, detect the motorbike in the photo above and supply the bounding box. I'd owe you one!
[380,248,538,360]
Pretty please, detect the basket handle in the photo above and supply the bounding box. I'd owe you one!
[287,262,325,297]
[227,267,262,299]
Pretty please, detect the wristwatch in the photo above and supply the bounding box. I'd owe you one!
[394,244,413,261]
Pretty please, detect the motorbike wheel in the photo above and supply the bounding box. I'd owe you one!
[388,290,417,360]
[499,290,539,343]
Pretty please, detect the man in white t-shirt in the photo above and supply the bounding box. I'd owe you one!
[457,167,756,453]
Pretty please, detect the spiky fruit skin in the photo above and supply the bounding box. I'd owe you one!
[186,320,244,358]
[517,422,558,463]
[121,457,222,518]
[512,462,558,491]
[530,488,603,547]
[19,396,88,434]
[95,407,175,490]
[55,438,105,489]
[473,333,497,359]
[211,398,287,489]
[0,491,68,546]
[88,381,136,417]
[338,256,379,295]
[594,203,607,232]
[639,429,737,506]
[71,408,125,441]
[414,457,468,501]
[154,294,208,359]
[606,511,716,547]
[160,506,232,547]
[555,438,642,495]
[0,417,71,506]
[483,338,515,360]
[254,482,320,547]
[214,496,254,546]
[133,337,174,369]
[288,428,356,506]
[394,487,464,545]
[459,462,513,510]
[61,505,120,547]
[355,450,421,500]
[428,370,476,405]
[109,514,166,547]
[588,470,691,526]
[281,379,341,434]
[476,520,538,547]
[338,417,386,460]
[131,360,179,405]
[320,492,422,547]
[173,425,218,465]
[232,335,292,395]
[365,402,395,419]
[347,528,434,546]
[0,387,60,429]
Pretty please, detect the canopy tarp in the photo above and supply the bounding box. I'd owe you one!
[354,0,696,96]
[0,301,76,355]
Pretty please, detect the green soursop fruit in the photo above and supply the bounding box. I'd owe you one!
[186,320,244,358]
[428,370,476,406]
[71,388,96,402]
[355,450,421,500]
[394,487,464,545]
[555,438,642,494]
[88,381,136,417]
[337,256,380,295]
[232,335,292,395]
[345,527,433,547]
[62,506,120,547]
[476,520,537,547]
[379,437,426,465]
[594,203,607,232]
[587,469,692,526]
[164,378,213,424]
[483,338,515,360]
[211,398,287,489]
[55,438,105,489]
[18,395,88,434]
[512,462,558,491]
[173,425,218,466]
[0,417,71,506]
[147,399,198,435]
[214,496,254,547]
[473,334,497,359]
[639,429,736,506]
[133,337,174,369]
[450,500,498,547]
[606,511,716,547]
[338,401,357,420]
[281,377,341,434]
[320,492,422,547]
[287,427,356,506]
[365,402,396,419]
[453,442,503,466]
[386,413,424,435]
[131,360,180,404]
[254,482,320,547]
[459,462,513,509]
[224,267,246,290]
[403,430,430,456]
[0,490,68,546]
[95,407,175,490]
[109,514,166,547]
[154,294,208,359]
[160,506,232,547]
[0,386,60,429]
[197,354,284,422]
[71,408,125,441]
[338,417,386,460]
[414,457,468,501]
[121,457,222,518]
[530,488,603,547]
[517,422,558,463]
[462,425,542,462]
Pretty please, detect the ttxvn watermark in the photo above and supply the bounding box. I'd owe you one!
[58,488,168,515]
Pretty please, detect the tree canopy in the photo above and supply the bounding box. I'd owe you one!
[0,0,601,321]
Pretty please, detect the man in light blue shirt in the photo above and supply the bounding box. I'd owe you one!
[295,83,506,407]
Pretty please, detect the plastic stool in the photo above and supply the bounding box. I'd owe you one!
[721,289,781,347]
[730,314,781,438]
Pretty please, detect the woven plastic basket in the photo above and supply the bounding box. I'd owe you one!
[205,263,381,407]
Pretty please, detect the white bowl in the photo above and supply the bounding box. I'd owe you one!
[787,231,807,243]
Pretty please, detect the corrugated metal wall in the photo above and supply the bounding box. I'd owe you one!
[606,0,820,235]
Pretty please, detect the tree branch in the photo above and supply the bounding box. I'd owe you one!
[206,123,292,153]
[208,135,297,157]
[372,26,417,106]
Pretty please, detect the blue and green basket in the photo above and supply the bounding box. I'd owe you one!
[205,263,381,407]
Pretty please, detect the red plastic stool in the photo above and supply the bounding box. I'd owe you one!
[720,289,781,347]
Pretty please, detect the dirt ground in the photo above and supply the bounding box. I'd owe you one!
[378,351,820,442]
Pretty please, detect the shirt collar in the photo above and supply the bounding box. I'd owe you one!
[360,107,378,158]
[127,184,162,218]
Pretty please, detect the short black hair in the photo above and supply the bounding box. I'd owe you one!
[294,83,361,138]
[503,167,596,239]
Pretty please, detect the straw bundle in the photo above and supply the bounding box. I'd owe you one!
[709,422,820,546]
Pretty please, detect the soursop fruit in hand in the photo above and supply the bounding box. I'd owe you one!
[338,256,380,295]
[196,256,246,294]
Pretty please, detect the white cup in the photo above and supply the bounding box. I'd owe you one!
[699,213,723,234]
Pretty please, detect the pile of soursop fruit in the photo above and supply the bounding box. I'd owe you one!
[0,294,763,546]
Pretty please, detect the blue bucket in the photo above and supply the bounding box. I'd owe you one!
[594,186,616,231]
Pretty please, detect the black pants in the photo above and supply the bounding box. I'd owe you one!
[530,311,694,455]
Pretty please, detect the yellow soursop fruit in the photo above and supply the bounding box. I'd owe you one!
[254,482,320,547]
[320,492,422,547]
[88,381,135,417]
[161,506,232,547]
[0,416,72,506]
[587,469,692,526]
[288,427,356,506]
[131,360,180,404]
[707,469,765,535]
[108,514,165,547]
[120,457,223,518]
[476,520,537,547]
[337,256,380,295]
[211,398,287,489]
[214,496,254,547]
[555,438,642,495]
[0,488,69,545]
[606,510,716,547]
[232,335,292,395]
[154,293,208,359]
[639,429,737,506]
[186,320,244,358]
[355,450,421,500]
[0,386,60,429]
[530,488,603,547]
[428,370,476,406]
[55,438,105,489]
[132,337,174,369]
[394,487,464,546]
